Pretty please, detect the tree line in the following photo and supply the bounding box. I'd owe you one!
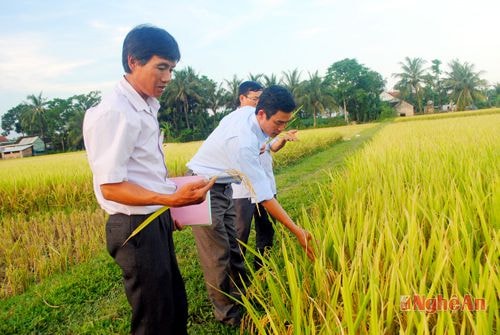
[2,58,498,152]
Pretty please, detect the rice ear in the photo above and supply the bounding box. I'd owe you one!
[223,169,261,216]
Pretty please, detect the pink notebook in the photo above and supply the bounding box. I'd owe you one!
[169,176,212,226]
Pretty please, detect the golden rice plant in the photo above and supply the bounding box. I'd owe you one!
[273,123,376,169]
[393,107,499,123]
[0,126,353,297]
[162,140,203,176]
[0,209,106,298]
[0,152,95,216]
[241,112,499,334]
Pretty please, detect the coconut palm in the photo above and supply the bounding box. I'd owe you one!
[67,91,101,149]
[393,57,427,113]
[444,60,486,111]
[21,92,48,147]
[205,81,230,126]
[248,73,264,85]
[224,74,243,110]
[162,66,204,130]
[297,71,336,127]
[263,73,278,87]
[281,69,302,98]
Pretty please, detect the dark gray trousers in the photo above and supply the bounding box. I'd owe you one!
[234,197,276,270]
[233,197,256,253]
[191,183,247,324]
[253,201,275,270]
[106,211,188,335]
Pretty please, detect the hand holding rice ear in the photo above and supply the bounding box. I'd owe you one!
[281,129,298,142]
[227,168,315,260]
[293,226,316,261]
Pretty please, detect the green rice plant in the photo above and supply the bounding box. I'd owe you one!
[241,113,499,334]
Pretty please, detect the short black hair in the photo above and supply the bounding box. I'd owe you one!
[238,81,263,96]
[255,85,296,118]
[122,24,181,73]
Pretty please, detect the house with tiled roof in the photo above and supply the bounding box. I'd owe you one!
[380,91,414,117]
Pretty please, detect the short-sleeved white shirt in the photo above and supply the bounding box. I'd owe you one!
[187,106,274,203]
[83,77,176,215]
[232,141,277,200]
[259,146,277,194]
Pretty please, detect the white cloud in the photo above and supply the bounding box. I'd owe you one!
[0,34,94,92]
[87,20,130,44]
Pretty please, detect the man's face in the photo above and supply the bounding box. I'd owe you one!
[256,109,291,137]
[128,55,176,99]
[240,90,262,107]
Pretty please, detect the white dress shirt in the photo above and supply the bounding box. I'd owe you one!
[187,106,274,203]
[232,141,277,200]
[259,145,277,195]
[83,77,176,215]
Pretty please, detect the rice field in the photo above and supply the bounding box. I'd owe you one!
[1,109,498,333]
[0,126,354,298]
[241,112,499,334]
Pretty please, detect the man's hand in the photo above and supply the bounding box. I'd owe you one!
[171,177,216,207]
[271,129,298,152]
[294,227,315,261]
[281,129,298,142]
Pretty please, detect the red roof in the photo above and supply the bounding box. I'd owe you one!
[0,135,9,143]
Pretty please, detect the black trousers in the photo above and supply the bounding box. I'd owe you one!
[106,211,188,335]
[253,201,275,270]
[234,196,276,270]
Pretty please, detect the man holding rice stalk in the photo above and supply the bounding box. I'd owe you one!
[186,84,314,327]
[232,81,299,271]
[83,24,215,335]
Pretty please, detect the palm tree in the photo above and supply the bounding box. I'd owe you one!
[162,67,203,129]
[247,73,264,85]
[22,92,48,147]
[281,69,302,98]
[430,59,445,106]
[444,60,486,111]
[393,57,427,113]
[205,82,230,126]
[67,91,101,149]
[263,73,278,87]
[297,71,336,127]
[224,75,242,110]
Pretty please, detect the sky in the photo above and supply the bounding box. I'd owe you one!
[1,0,499,136]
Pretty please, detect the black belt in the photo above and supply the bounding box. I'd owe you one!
[109,210,169,219]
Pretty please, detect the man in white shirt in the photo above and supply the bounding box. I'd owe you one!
[186,85,314,327]
[83,24,214,335]
[232,82,298,270]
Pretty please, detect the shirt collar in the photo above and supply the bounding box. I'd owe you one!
[117,76,161,114]
[245,107,268,144]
